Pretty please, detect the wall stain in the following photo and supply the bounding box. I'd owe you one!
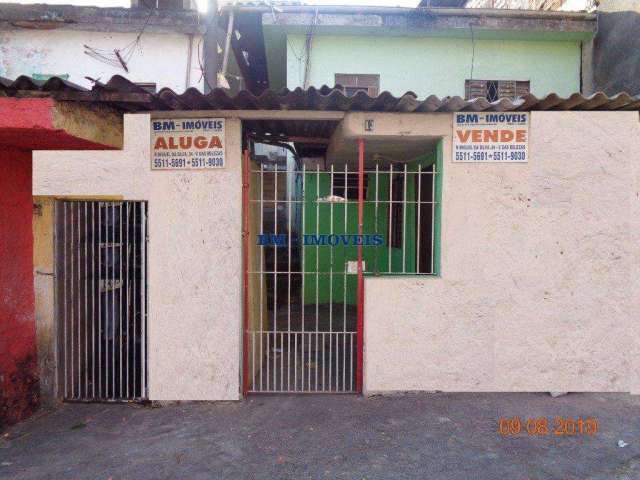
[0,354,40,431]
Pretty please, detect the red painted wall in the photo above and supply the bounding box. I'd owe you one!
[0,147,39,430]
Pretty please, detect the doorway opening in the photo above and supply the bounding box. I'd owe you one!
[242,123,442,394]
[55,200,148,401]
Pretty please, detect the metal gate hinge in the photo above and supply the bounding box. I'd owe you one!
[35,270,55,277]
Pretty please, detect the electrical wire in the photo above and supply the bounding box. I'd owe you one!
[83,0,157,73]
[469,23,476,80]
[302,8,318,89]
[195,2,223,92]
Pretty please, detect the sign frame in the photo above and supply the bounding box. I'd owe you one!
[452,112,529,164]
[151,117,226,171]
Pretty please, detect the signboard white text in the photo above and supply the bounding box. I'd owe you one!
[151,117,225,170]
[453,112,529,163]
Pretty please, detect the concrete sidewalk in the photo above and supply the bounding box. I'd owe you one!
[1,393,639,480]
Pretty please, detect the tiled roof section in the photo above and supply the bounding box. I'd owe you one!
[0,3,203,34]
[2,75,640,112]
[0,75,88,92]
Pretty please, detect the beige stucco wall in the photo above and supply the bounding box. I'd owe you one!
[365,111,640,394]
[31,109,640,398]
[32,197,56,406]
[33,113,243,401]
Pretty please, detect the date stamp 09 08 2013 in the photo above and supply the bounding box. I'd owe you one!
[498,417,599,437]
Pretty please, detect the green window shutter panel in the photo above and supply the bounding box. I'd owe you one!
[32,73,70,81]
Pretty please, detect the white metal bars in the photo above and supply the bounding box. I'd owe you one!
[55,200,148,401]
[380,163,437,275]
[246,160,357,393]
[245,160,438,392]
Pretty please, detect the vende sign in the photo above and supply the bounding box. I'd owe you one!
[453,112,529,163]
[151,117,225,170]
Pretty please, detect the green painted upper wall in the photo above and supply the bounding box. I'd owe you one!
[282,34,582,98]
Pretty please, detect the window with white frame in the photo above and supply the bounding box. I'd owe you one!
[465,79,530,101]
[134,82,157,94]
[335,74,380,97]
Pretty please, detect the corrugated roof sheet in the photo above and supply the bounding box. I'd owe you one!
[2,75,640,112]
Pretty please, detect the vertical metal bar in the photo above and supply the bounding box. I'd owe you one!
[300,327,304,391]
[388,165,393,273]
[402,164,407,273]
[417,165,422,274]
[272,163,278,392]
[83,202,88,398]
[98,203,102,398]
[63,202,68,399]
[69,202,75,398]
[356,138,365,394]
[294,163,307,390]
[328,165,334,392]
[251,331,255,392]
[105,204,110,398]
[299,164,305,393]
[119,203,123,398]
[431,165,436,275]
[125,202,130,398]
[287,161,292,391]
[266,332,270,391]
[77,203,81,398]
[259,161,264,391]
[343,164,348,392]
[374,164,379,274]
[141,202,147,398]
[314,165,319,392]
[132,202,135,397]
[111,203,115,399]
[91,202,96,399]
[308,331,312,392]
[322,331,325,391]
[71,203,75,399]
[335,333,339,392]
[350,332,354,392]
[294,332,298,392]
[242,149,251,395]
[70,202,76,399]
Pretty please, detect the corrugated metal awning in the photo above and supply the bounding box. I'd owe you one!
[2,75,640,112]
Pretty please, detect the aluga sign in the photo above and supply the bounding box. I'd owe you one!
[151,117,225,170]
[453,112,529,163]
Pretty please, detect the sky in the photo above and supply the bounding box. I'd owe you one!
[0,0,421,9]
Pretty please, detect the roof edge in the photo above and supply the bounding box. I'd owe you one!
[2,75,640,113]
[222,4,596,21]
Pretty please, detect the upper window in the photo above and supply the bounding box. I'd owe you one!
[335,74,380,97]
[135,82,158,94]
[32,73,69,81]
[465,80,530,101]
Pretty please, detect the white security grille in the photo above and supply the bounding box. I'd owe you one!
[245,157,438,394]
[55,201,148,401]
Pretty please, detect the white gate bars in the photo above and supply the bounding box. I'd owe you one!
[245,158,358,394]
[243,144,439,394]
[55,200,148,401]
